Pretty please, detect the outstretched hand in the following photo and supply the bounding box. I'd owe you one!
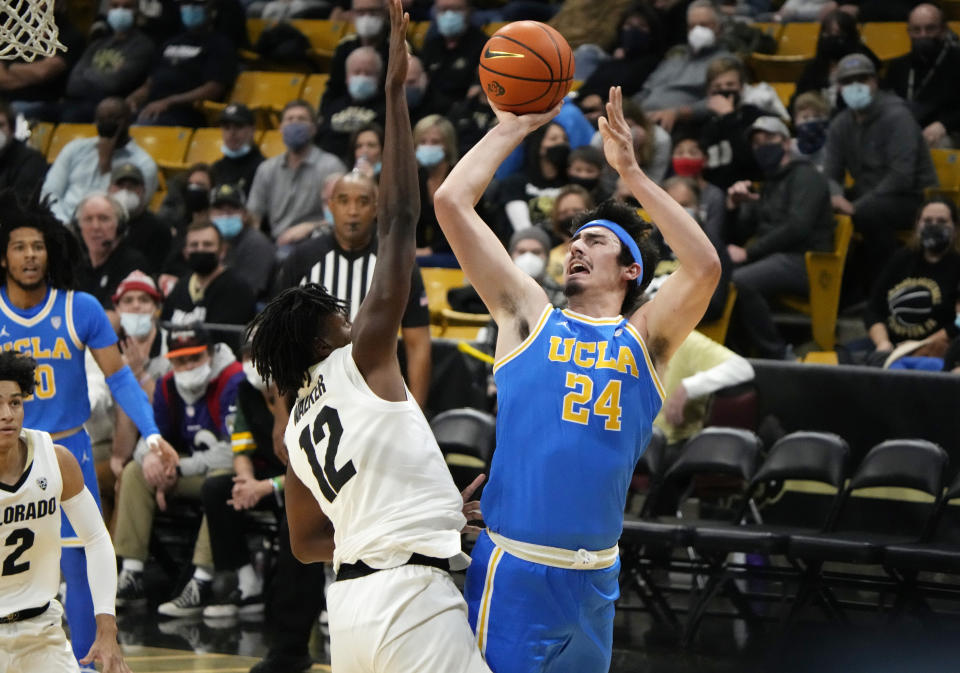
[384,0,410,89]
[491,102,562,137]
[598,86,640,176]
[460,473,485,535]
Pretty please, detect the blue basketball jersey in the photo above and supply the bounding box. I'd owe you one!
[483,305,664,551]
[0,287,118,433]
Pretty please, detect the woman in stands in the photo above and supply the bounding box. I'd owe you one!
[348,123,384,178]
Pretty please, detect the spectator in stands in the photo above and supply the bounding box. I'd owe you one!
[75,192,151,309]
[566,145,608,203]
[41,96,158,224]
[882,4,960,149]
[0,99,46,193]
[500,122,569,233]
[574,1,665,92]
[127,0,238,126]
[273,172,432,406]
[419,0,487,101]
[413,114,457,263]
[405,54,449,124]
[791,91,830,170]
[0,0,85,121]
[699,56,765,189]
[863,197,960,362]
[631,0,733,132]
[671,134,726,245]
[113,270,171,403]
[161,220,256,352]
[211,103,265,193]
[727,117,834,359]
[209,183,276,299]
[246,100,347,250]
[510,227,565,307]
[323,0,390,108]
[791,9,879,113]
[654,330,754,447]
[160,163,214,243]
[825,53,938,301]
[349,123,383,177]
[114,324,243,617]
[544,184,593,284]
[109,162,172,276]
[318,46,387,158]
[592,99,671,183]
[62,0,156,123]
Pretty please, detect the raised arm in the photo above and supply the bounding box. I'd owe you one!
[433,105,558,357]
[351,0,420,400]
[601,88,720,367]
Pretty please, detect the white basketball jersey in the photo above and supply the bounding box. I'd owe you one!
[285,345,467,573]
[0,429,63,616]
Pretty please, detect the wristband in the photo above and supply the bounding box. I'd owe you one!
[271,476,283,493]
[146,434,162,452]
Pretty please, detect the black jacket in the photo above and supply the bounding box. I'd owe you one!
[882,43,960,135]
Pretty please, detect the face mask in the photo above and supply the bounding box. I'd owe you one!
[119,311,153,338]
[513,251,545,279]
[436,10,466,38]
[753,141,786,174]
[795,119,828,155]
[348,75,377,102]
[242,360,267,392]
[672,156,705,177]
[113,189,141,215]
[212,214,244,239]
[220,142,250,159]
[841,82,873,111]
[405,84,425,108]
[687,25,715,53]
[282,121,313,151]
[620,27,651,55]
[354,14,384,38]
[920,223,952,255]
[180,4,205,29]
[187,251,219,275]
[818,34,851,60]
[184,184,209,213]
[97,120,120,138]
[416,143,445,167]
[555,215,575,236]
[912,36,943,63]
[544,144,570,170]
[568,175,598,191]
[174,361,212,403]
[712,89,740,108]
[107,7,135,33]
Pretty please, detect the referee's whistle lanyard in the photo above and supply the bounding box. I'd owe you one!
[907,44,948,101]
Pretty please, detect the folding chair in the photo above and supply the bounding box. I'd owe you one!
[430,408,496,492]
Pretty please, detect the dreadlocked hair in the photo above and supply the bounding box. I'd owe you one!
[0,351,37,396]
[0,189,81,289]
[569,199,659,316]
[247,283,350,397]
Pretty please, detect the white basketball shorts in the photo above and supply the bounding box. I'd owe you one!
[0,600,79,673]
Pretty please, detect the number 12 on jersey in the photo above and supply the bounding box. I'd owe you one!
[297,406,356,503]
[562,372,623,431]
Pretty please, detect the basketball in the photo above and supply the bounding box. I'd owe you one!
[478,21,575,115]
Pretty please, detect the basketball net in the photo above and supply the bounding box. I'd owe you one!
[0,0,65,62]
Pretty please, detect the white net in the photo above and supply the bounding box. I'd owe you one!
[0,0,65,62]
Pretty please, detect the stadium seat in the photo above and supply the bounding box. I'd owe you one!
[483,22,509,37]
[749,21,819,82]
[290,19,350,58]
[46,123,96,162]
[258,129,286,158]
[301,73,330,111]
[27,121,54,156]
[246,17,267,46]
[770,82,796,110]
[204,71,307,125]
[128,126,193,170]
[434,308,488,341]
[777,214,853,351]
[696,283,737,345]
[929,148,960,190]
[179,127,227,167]
[860,22,910,62]
[430,407,496,492]
[421,267,466,320]
[749,22,783,43]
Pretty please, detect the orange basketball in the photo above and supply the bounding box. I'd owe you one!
[478,21,575,115]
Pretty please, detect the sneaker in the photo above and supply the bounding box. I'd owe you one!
[116,569,145,607]
[249,654,314,673]
[202,589,265,619]
[157,577,213,618]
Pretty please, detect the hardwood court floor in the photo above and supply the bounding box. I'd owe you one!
[123,646,331,673]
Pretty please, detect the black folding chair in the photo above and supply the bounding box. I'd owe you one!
[430,407,496,492]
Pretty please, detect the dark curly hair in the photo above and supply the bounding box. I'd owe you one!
[567,199,659,315]
[0,351,37,397]
[0,189,80,290]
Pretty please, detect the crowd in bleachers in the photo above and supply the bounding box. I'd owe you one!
[3,0,960,668]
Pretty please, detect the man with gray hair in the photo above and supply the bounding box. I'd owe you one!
[318,46,386,157]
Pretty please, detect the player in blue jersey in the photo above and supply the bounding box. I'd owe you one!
[434,87,722,672]
[0,191,177,668]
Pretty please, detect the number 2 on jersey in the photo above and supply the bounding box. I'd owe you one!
[562,372,623,431]
[2,528,35,576]
[297,406,356,503]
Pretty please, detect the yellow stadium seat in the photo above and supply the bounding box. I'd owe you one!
[696,283,737,345]
[750,22,783,43]
[860,22,910,62]
[258,129,286,158]
[770,82,796,109]
[483,22,508,37]
[247,17,267,46]
[777,22,820,57]
[231,71,307,111]
[46,123,97,162]
[408,21,431,50]
[301,73,330,110]
[290,19,350,56]
[950,19,960,33]
[27,121,54,156]
[778,215,854,351]
[128,126,193,170]
[182,127,226,166]
[420,267,466,320]
[929,148,960,190]
[749,21,819,82]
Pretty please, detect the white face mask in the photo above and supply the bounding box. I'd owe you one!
[113,189,141,215]
[119,311,153,338]
[688,25,716,52]
[242,360,267,392]
[173,362,212,404]
[354,14,384,38]
[514,251,546,279]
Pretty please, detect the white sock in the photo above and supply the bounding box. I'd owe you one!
[122,559,144,573]
[237,563,262,598]
[193,567,213,583]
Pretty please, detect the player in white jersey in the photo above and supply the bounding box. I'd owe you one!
[248,1,488,671]
[0,352,130,673]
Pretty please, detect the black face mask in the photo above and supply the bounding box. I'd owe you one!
[184,185,209,213]
[96,120,119,138]
[712,89,741,108]
[911,36,943,63]
[818,34,852,60]
[920,223,952,255]
[620,27,652,56]
[753,142,786,175]
[187,251,219,275]
[555,215,575,236]
[568,175,598,192]
[544,144,570,171]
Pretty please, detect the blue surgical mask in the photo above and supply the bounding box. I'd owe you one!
[416,143,445,167]
[436,10,466,38]
[179,4,205,29]
[282,121,313,151]
[840,82,873,111]
[220,142,251,159]
[107,7,135,33]
[348,75,377,102]
[119,311,153,338]
[212,214,244,239]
